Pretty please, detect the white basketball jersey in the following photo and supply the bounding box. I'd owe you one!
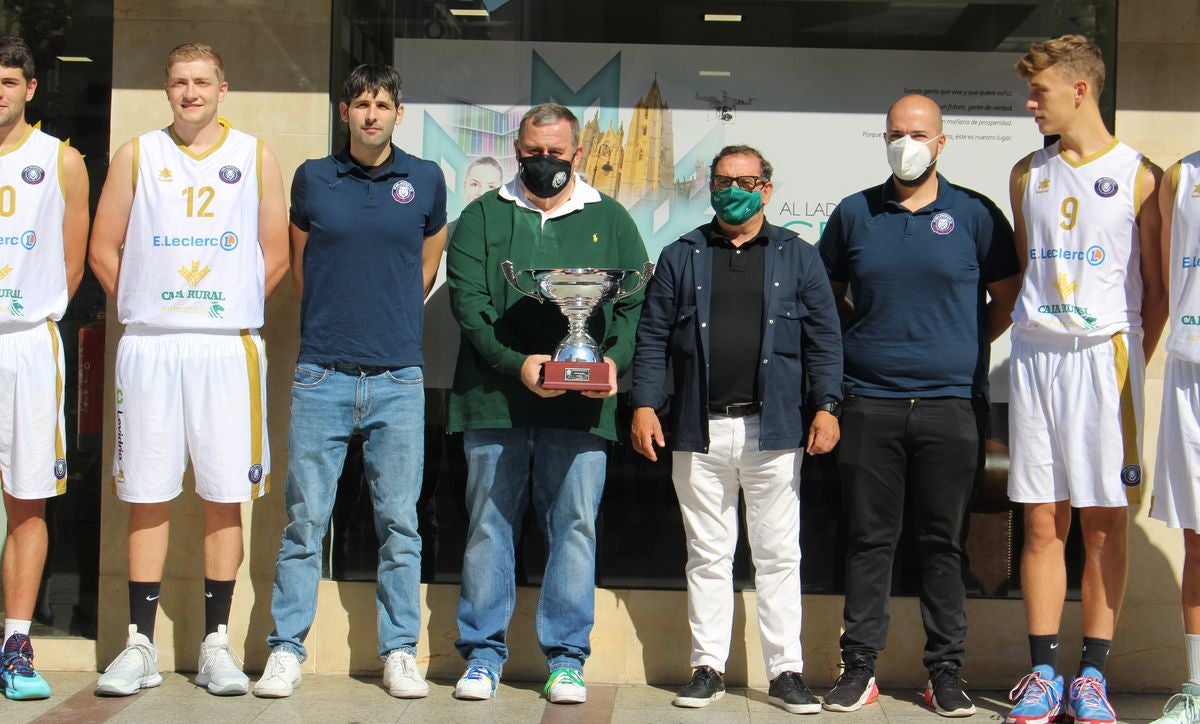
[0,127,68,325]
[1166,152,1200,362]
[1013,139,1150,337]
[118,121,264,329]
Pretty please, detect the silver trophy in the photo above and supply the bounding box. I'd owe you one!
[501,260,654,390]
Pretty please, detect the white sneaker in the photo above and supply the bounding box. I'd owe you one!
[252,648,301,698]
[545,667,587,704]
[382,650,428,698]
[454,663,498,700]
[96,625,162,696]
[196,625,249,696]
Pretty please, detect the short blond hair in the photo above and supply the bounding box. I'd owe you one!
[1016,34,1105,98]
[165,42,224,82]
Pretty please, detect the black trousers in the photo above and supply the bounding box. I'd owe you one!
[837,395,985,669]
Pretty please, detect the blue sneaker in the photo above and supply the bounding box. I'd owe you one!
[1006,664,1064,724]
[1,633,52,700]
[1066,667,1116,724]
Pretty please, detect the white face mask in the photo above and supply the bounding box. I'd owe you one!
[886,134,942,181]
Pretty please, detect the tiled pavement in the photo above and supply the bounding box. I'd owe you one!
[0,672,1172,723]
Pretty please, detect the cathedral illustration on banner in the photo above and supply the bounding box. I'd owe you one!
[580,77,707,206]
[446,77,707,204]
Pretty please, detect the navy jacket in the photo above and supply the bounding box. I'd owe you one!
[631,220,843,453]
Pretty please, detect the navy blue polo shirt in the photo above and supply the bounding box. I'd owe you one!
[818,173,1018,399]
[291,145,447,368]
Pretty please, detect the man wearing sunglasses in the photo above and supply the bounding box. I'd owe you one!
[817,94,1021,717]
[632,145,843,714]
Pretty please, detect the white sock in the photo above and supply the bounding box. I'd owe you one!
[3,618,32,646]
[1186,633,1200,684]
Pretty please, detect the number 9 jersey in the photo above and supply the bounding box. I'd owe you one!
[1012,139,1153,338]
[117,119,264,330]
[0,127,69,325]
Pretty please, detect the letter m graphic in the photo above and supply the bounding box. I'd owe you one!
[531,51,620,132]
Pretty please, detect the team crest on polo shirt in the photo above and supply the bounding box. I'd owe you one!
[248,464,264,484]
[21,165,45,184]
[1094,177,1118,198]
[391,179,415,204]
[218,165,243,184]
[930,212,955,235]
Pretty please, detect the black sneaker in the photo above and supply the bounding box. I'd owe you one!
[673,666,725,708]
[768,671,821,714]
[923,664,976,717]
[823,655,878,712]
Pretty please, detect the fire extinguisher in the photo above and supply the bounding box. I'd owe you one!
[77,315,105,451]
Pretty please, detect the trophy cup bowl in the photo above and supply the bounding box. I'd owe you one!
[502,260,654,391]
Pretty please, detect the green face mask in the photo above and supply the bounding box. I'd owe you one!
[711,185,763,225]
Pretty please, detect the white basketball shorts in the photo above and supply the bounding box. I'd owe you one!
[113,327,270,503]
[0,321,67,499]
[1151,354,1200,530]
[1008,326,1144,507]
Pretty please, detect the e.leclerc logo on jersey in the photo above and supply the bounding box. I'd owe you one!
[1094,177,1119,198]
[152,231,238,251]
[1086,245,1105,266]
[391,179,415,204]
[1,231,37,249]
[21,165,45,184]
[21,231,35,250]
[218,165,243,184]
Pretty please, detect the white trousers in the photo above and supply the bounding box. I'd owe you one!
[672,414,804,679]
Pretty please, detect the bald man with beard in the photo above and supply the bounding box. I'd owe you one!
[817,94,1022,717]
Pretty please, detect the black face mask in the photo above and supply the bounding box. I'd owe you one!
[518,154,572,198]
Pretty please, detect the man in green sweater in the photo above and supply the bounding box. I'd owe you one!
[446,102,648,704]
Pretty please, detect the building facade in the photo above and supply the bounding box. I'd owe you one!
[5,0,1200,692]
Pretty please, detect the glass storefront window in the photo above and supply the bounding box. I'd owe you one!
[0,2,113,638]
[327,0,1118,597]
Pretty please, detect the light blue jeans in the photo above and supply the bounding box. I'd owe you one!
[455,427,607,676]
[267,363,424,660]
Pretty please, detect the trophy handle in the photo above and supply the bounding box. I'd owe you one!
[501,260,544,303]
[613,261,656,302]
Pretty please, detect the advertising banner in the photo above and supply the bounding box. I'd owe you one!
[395,39,1042,394]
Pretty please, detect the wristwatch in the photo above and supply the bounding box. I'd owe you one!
[816,401,841,418]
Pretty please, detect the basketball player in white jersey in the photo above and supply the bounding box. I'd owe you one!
[87,43,288,697]
[1004,35,1165,724]
[1146,152,1200,723]
[0,36,89,702]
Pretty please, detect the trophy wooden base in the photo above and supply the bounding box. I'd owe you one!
[543,361,610,391]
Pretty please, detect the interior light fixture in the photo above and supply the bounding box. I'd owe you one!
[704,14,743,22]
[55,56,94,62]
[449,8,490,17]
[699,70,732,77]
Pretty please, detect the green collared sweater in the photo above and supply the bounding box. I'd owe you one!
[446,188,649,440]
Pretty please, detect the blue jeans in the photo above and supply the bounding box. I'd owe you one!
[267,363,424,661]
[455,427,607,676]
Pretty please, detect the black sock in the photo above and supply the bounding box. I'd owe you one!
[1029,634,1059,670]
[204,579,236,635]
[128,581,161,642]
[1079,637,1112,675]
